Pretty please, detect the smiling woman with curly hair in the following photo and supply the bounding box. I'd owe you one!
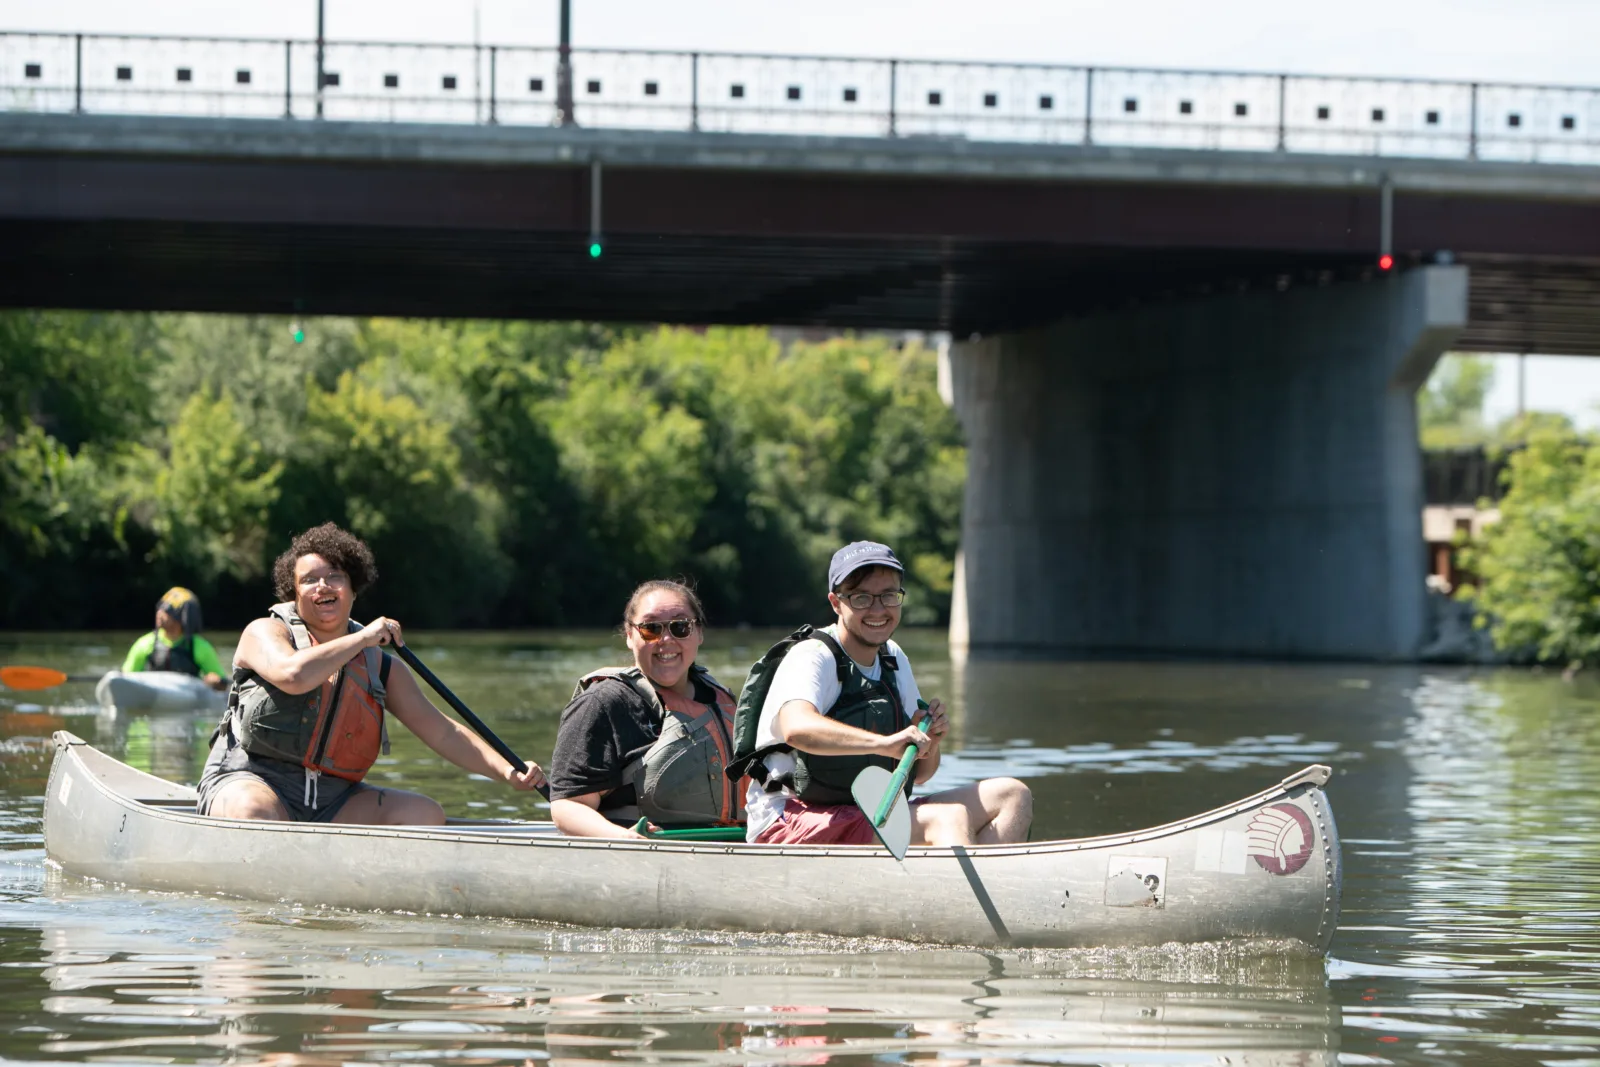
[271,522,378,601]
[197,522,546,826]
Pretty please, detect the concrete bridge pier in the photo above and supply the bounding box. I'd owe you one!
[948,265,1469,661]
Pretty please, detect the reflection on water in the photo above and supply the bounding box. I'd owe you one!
[2,631,1600,1064]
[12,898,1337,1065]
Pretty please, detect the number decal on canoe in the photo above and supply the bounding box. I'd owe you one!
[1104,856,1166,908]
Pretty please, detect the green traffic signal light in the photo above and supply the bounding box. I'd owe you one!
[589,241,603,258]
[292,325,305,344]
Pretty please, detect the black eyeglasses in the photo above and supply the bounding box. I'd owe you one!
[839,590,905,610]
[631,618,697,642]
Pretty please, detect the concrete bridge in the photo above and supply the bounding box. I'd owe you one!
[4,34,1600,660]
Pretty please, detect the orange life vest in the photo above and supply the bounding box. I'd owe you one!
[227,604,390,800]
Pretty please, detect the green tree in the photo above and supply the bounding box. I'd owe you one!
[275,368,509,626]
[1419,354,1496,448]
[0,311,162,625]
[133,390,282,586]
[1464,424,1600,666]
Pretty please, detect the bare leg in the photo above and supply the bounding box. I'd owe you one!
[911,777,1032,846]
[332,787,446,826]
[206,778,290,821]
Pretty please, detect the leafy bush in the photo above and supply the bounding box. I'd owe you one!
[1464,424,1600,666]
[0,314,965,630]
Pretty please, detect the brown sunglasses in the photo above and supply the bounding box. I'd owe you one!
[632,618,697,641]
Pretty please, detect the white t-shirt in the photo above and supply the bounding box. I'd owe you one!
[744,625,922,840]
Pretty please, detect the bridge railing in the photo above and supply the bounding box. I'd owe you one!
[3,31,1596,164]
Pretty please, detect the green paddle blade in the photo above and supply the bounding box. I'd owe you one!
[850,765,914,859]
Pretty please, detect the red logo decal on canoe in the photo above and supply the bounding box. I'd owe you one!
[1245,803,1314,875]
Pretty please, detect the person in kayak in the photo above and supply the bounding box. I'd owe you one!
[548,579,743,838]
[119,586,227,692]
[197,522,546,825]
[728,541,1032,846]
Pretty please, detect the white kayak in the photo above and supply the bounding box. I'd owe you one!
[94,670,226,713]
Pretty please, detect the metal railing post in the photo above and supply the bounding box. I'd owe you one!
[488,46,497,124]
[888,58,897,136]
[1468,82,1479,159]
[315,0,325,119]
[73,33,83,114]
[690,51,699,131]
[1083,67,1094,145]
[556,0,575,126]
[1276,74,1287,150]
[283,40,293,118]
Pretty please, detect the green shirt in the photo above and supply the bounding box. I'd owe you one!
[121,632,226,677]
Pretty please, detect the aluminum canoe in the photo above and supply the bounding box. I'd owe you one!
[43,731,1341,952]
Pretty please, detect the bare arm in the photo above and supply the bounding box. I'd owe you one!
[382,660,547,792]
[775,700,930,759]
[233,615,396,696]
[551,794,649,839]
[775,698,947,782]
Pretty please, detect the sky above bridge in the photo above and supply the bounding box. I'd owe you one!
[10,0,1600,419]
[13,0,1598,87]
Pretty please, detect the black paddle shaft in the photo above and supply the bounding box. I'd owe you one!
[389,641,551,801]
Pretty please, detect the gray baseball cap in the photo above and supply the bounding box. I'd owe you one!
[827,541,904,591]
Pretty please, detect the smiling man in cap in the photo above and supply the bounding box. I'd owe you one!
[727,541,1032,846]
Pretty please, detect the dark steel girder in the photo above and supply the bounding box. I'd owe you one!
[1,144,1598,349]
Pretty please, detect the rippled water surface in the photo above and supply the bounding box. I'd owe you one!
[2,628,1599,1065]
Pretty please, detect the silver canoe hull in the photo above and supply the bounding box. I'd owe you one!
[43,732,1342,952]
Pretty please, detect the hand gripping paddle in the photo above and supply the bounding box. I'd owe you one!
[850,700,934,860]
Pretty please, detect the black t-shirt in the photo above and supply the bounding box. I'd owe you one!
[547,671,720,814]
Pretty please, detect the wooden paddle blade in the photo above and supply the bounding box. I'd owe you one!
[850,765,913,860]
[0,666,69,691]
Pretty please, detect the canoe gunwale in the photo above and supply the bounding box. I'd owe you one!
[50,730,1334,859]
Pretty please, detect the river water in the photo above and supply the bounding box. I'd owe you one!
[1,628,1598,1066]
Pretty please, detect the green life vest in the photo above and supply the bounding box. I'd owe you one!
[569,664,742,827]
[726,624,909,807]
[145,631,200,676]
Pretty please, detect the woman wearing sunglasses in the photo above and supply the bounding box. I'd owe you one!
[547,579,744,838]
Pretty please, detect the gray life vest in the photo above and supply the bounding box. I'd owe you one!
[572,664,743,827]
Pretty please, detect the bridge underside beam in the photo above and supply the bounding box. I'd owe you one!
[949,265,1468,661]
[2,124,1597,347]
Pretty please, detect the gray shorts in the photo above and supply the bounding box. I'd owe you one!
[196,728,380,823]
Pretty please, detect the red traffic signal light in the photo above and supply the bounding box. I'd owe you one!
[1377,254,1394,272]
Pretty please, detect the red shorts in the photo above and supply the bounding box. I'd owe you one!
[754,795,924,846]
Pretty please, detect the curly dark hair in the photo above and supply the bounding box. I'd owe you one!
[271,523,379,600]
